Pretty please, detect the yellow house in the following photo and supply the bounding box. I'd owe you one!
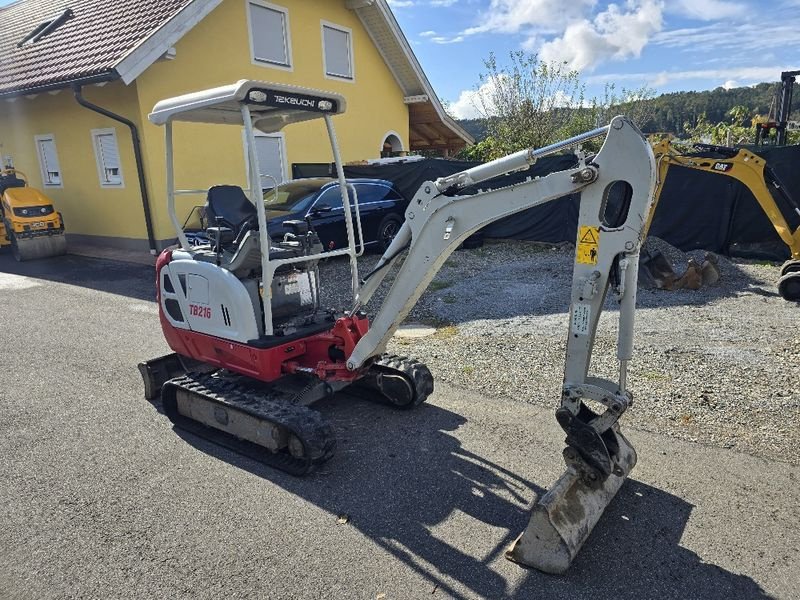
[0,0,471,252]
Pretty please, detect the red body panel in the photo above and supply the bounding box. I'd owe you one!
[156,249,369,383]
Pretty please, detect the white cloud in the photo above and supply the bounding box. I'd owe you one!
[448,75,510,119]
[430,0,458,6]
[669,0,747,20]
[462,0,596,35]
[538,0,664,72]
[431,35,465,44]
[586,65,791,88]
[722,79,739,90]
[387,0,415,7]
[654,22,800,53]
[419,30,437,37]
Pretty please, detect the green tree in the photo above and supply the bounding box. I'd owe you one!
[458,51,654,158]
[471,51,585,159]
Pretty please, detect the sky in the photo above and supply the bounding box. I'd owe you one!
[2,0,799,119]
[389,0,800,118]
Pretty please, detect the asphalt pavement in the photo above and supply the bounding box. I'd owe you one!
[0,252,797,599]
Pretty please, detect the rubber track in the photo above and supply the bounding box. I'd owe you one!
[368,354,435,408]
[162,372,335,476]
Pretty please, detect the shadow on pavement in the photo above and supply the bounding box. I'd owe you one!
[0,252,155,302]
[157,393,771,600]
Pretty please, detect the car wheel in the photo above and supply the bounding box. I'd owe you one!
[377,214,403,252]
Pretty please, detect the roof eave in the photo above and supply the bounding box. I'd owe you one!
[368,0,473,146]
[0,71,119,100]
[113,0,224,84]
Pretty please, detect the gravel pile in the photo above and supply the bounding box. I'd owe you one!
[318,240,800,465]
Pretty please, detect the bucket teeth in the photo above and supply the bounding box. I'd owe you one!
[506,428,636,574]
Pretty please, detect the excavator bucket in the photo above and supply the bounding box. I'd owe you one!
[506,428,637,574]
[12,234,67,261]
[638,247,678,289]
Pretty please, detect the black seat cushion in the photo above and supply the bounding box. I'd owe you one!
[205,185,257,238]
[0,175,26,197]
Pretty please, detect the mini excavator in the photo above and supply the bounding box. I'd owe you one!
[646,140,800,300]
[139,80,657,574]
[0,168,67,261]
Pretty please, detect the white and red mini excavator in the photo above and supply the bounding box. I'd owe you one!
[139,80,657,574]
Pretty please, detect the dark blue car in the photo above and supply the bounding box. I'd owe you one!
[265,178,408,252]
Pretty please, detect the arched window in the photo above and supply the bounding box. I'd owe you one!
[380,132,404,158]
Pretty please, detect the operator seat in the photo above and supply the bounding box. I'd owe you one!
[204,185,258,243]
[198,184,320,276]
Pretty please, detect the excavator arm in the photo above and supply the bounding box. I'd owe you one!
[348,116,658,573]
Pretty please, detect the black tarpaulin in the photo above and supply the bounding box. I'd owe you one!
[292,145,800,259]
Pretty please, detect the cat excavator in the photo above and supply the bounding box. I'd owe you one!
[643,140,800,300]
[139,80,657,574]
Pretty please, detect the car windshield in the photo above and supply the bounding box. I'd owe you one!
[264,181,327,212]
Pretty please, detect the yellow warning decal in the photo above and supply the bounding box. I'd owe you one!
[577,225,600,265]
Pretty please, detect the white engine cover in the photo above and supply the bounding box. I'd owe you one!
[160,258,261,343]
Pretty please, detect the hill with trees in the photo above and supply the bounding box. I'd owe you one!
[454,62,795,154]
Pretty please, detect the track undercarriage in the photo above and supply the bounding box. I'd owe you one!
[141,352,433,475]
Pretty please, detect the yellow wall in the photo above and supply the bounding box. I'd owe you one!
[0,0,410,247]
[0,81,151,241]
[136,0,410,242]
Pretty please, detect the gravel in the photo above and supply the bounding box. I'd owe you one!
[317,239,800,465]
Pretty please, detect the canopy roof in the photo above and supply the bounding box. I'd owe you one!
[148,79,347,133]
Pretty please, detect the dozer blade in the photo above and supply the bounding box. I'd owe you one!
[138,353,211,400]
[13,234,67,261]
[506,428,637,574]
[638,247,677,289]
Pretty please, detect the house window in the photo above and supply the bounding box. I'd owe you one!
[34,134,62,187]
[254,134,287,190]
[244,131,287,191]
[91,128,124,187]
[322,22,353,80]
[247,1,291,69]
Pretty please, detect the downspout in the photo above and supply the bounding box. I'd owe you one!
[72,84,158,254]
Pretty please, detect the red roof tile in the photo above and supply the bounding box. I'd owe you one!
[0,0,192,96]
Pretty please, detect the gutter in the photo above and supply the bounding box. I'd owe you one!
[72,84,158,255]
[0,72,117,100]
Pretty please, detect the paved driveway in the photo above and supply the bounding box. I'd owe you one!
[0,253,797,599]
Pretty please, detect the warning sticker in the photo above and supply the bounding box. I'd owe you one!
[576,225,600,265]
[571,303,591,336]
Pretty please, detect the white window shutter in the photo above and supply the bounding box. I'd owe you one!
[250,4,288,65]
[93,130,123,186]
[37,137,61,185]
[323,26,351,78]
[255,136,285,189]
[98,134,120,170]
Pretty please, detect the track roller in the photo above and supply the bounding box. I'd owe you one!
[160,372,336,476]
[778,271,800,302]
[780,259,800,277]
[350,354,434,408]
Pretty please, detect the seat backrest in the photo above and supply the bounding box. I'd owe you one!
[0,174,25,198]
[205,185,257,236]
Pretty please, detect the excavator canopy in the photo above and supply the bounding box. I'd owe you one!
[147,79,346,132]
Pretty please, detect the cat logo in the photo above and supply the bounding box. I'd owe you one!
[713,162,733,172]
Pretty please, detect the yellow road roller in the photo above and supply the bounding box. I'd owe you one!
[0,168,67,261]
